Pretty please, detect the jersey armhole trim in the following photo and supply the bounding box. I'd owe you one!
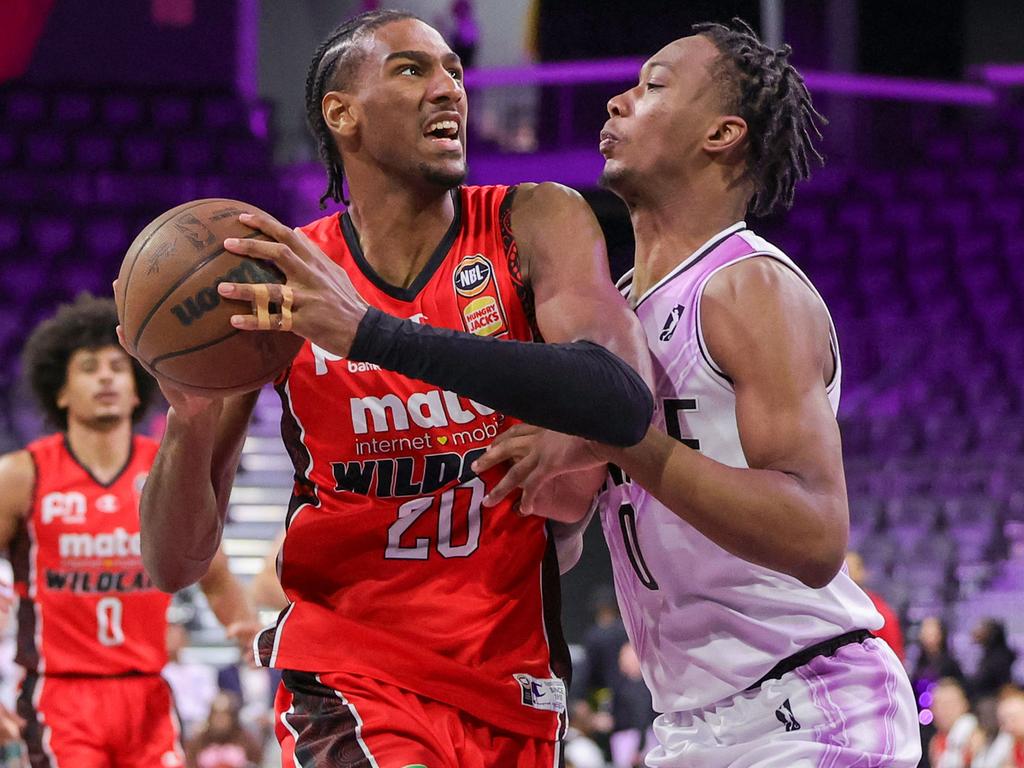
[25,449,39,522]
[694,253,841,393]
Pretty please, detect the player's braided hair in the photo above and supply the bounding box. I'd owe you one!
[305,9,419,208]
[22,294,156,430]
[693,18,826,216]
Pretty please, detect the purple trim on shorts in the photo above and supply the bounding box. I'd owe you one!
[876,640,898,761]
[795,662,844,768]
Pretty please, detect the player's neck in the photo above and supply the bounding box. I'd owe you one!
[345,177,457,290]
[64,418,134,484]
[627,181,747,301]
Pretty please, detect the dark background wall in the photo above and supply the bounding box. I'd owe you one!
[21,0,242,89]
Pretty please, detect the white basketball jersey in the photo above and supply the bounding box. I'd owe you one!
[598,222,882,714]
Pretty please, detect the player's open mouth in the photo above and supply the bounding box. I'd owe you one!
[424,119,461,151]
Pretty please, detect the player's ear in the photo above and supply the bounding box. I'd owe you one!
[323,91,359,140]
[56,384,68,411]
[704,115,747,156]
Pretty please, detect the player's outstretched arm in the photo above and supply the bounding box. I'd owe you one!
[608,258,849,588]
[0,451,32,554]
[249,530,288,611]
[139,387,259,592]
[218,204,654,447]
[198,549,260,653]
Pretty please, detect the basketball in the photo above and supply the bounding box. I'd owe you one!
[115,198,304,396]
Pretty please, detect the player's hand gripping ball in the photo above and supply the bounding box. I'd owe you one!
[115,199,304,396]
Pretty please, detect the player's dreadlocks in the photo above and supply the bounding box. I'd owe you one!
[22,294,156,430]
[305,9,419,208]
[693,18,826,216]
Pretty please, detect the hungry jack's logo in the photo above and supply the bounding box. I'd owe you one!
[452,254,509,337]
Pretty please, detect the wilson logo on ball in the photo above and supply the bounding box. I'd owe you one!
[170,260,276,327]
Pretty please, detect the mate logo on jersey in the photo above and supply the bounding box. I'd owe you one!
[452,254,509,337]
[350,389,495,435]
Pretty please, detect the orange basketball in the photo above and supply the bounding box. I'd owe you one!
[115,198,303,396]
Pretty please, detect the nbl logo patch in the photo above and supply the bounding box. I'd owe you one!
[452,254,509,337]
[453,254,493,298]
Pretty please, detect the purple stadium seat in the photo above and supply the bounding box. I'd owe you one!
[0,131,19,168]
[221,140,269,173]
[170,136,215,173]
[53,93,95,126]
[969,133,1011,164]
[28,216,76,257]
[74,134,118,169]
[7,262,49,298]
[0,214,21,253]
[925,135,963,163]
[24,134,69,169]
[121,136,165,172]
[902,168,947,198]
[82,218,130,259]
[151,95,194,129]
[5,91,46,124]
[199,96,237,133]
[101,94,146,129]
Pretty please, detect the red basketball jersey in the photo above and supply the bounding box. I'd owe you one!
[256,185,570,740]
[12,434,170,676]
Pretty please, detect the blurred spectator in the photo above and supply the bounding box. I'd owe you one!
[249,531,287,612]
[970,695,1011,768]
[185,691,263,768]
[928,678,976,768]
[998,689,1024,767]
[216,663,279,746]
[582,585,629,694]
[914,616,966,692]
[845,551,905,660]
[969,619,1018,702]
[564,729,606,768]
[163,620,218,739]
[609,642,655,768]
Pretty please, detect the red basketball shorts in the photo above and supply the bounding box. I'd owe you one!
[274,671,562,768]
[18,673,185,768]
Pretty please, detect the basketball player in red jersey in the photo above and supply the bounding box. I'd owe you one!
[130,9,652,767]
[0,295,258,768]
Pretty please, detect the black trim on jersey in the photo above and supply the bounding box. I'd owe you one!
[62,434,136,489]
[632,226,746,312]
[694,252,838,389]
[11,513,38,673]
[541,527,572,740]
[498,185,541,339]
[274,380,319,529]
[17,674,52,768]
[696,325,734,385]
[339,188,462,303]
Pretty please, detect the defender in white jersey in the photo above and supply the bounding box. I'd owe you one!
[478,18,919,767]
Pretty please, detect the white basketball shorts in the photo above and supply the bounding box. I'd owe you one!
[646,636,921,767]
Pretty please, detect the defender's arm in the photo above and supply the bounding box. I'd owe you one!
[607,258,848,588]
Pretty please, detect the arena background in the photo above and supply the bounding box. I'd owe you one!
[1,1,1022,765]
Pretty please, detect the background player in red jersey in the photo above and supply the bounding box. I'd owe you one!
[130,9,652,767]
[0,295,258,768]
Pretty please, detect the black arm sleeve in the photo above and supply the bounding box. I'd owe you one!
[348,308,653,446]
